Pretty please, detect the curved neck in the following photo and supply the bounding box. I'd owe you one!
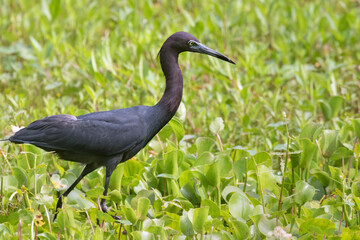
[154,47,183,120]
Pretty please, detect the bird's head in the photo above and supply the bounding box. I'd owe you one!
[159,31,235,64]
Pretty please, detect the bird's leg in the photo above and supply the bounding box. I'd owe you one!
[54,164,95,221]
[100,165,120,220]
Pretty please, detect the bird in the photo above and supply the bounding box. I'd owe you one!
[4,31,235,220]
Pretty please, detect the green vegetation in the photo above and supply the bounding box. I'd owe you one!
[1,0,360,239]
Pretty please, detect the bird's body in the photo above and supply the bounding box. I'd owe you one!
[6,32,235,219]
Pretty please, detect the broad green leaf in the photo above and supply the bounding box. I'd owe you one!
[341,226,360,239]
[181,182,200,205]
[206,161,220,187]
[228,218,250,239]
[355,142,360,159]
[137,197,150,220]
[12,167,28,188]
[299,138,317,169]
[254,152,271,166]
[169,117,185,142]
[109,163,125,191]
[180,214,194,236]
[193,151,214,166]
[131,231,154,240]
[321,130,341,158]
[310,169,331,187]
[193,207,209,234]
[294,180,315,205]
[196,137,216,155]
[352,181,360,197]
[300,218,335,236]
[228,192,254,220]
[300,122,323,141]
[319,100,332,121]
[201,199,220,218]
[109,190,122,202]
[352,119,360,139]
[258,165,276,192]
[163,150,179,177]
[122,207,137,224]
[328,96,343,118]
[329,147,353,163]
[329,166,343,190]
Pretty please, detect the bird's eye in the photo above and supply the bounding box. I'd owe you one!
[188,41,196,47]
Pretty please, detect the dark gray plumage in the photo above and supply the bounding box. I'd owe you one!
[7,31,235,220]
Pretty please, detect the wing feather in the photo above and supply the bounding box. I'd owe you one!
[10,111,145,156]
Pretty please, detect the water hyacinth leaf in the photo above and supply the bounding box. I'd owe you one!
[320,130,342,158]
[169,117,185,141]
[355,142,360,159]
[122,207,137,224]
[328,96,343,118]
[329,166,343,190]
[201,199,220,218]
[49,0,61,20]
[319,100,332,121]
[180,214,194,236]
[206,161,220,187]
[300,122,323,141]
[57,207,76,236]
[233,156,247,181]
[341,227,360,239]
[329,147,353,163]
[12,167,28,188]
[251,214,277,236]
[228,218,250,239]
[96,210,115,223]
[158,124,173,141]
[181,182,200,205]
[258,165,276,192]
[254,152,271,166]
[86,188,104,198]
[109,163,125,191]
[310,169,331,187]
[352,181,360,197]
[299,218,335,236]
[193,207,209,234]
[163,150,179,177]
[210,117,224,134]
[131,231,154,240]
[193,151,214,166]
[109,190,122,202]
[294,180,315,205]
[352,119,360,139]
[229,192,254,220]
[217,154,233,177]
[222,186,242,201]
[299,138,317,169]
[137,197,150,220]
[196,137,216,155]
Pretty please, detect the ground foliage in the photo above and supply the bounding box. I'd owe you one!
[1,0,360,239]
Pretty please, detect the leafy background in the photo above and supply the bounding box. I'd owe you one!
[1,0,360,239]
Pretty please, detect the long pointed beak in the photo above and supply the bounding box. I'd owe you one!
[196,43,235,64]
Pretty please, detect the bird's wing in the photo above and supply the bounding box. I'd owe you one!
[9,113,145,156]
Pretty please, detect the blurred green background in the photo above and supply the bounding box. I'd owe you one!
[1,0,360,239]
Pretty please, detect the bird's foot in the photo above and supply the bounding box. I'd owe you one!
[100,199,120,220]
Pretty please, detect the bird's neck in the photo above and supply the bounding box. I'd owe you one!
[155,48,183,121]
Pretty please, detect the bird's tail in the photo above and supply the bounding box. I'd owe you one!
[0,138,9,141]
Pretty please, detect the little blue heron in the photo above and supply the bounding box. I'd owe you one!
[5,32,235,219]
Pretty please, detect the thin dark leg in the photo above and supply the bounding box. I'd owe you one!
[54,164,95,221]
[100,165,114,213]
